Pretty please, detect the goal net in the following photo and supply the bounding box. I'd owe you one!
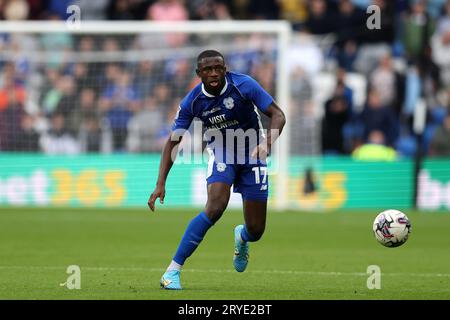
[0,21,291,209]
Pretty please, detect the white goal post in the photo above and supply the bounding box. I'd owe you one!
[0,21,291,210]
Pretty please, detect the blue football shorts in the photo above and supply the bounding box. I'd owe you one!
[206,153,269,202]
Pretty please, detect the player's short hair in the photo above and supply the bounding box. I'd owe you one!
[197,50,225,66]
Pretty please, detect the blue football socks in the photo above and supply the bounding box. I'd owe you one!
[173,211,213,265]
[240,224,257,242]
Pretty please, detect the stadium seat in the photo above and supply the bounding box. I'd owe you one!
[430,107,447,125]
[395,135,417,158]
[422,125,438,155]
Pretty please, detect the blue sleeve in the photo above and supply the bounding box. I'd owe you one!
[240,75,274,112]
[171,98,194,131]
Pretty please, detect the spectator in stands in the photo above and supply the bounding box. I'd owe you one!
[3,0,29,20]
[369,53,405,115]
[40,69,63,116]
[27,0,48,20]
[147,0,189,47]
[0,87,25,151]
[39,13,74,69]
[72,63,93,94]
[336,0,366,40]
[429,110,450,156]
[55,75,77,118]
[251,58,276,97]
[99,71,140,151]
[46,0,73,20]
[163,57,193,96]
[246,0,280,20]
[403,62,421,119]
[187,0,232,20]
[78,114,113,153]
[99,63,122,92]
[226,35,261,75]
[358,88,398,147]
[0,63,26,112]
[214,1,232,20]
[321,92,351,155]
[10,114,40,152]
[352,130,397,161]
[431,0,450,86]
[334,0,366,71]
[134,60,158,99]
[68,88,98,134]
[152,83,172,109]
[40,113,80,155]
[126,96,165,153]
[327,72,355,152]
[304,0,336,35]
[401,0,435,69]
[107,0,135,20]
[336,67,354,116]
[278,0,307,30]
[78,36,95,52]
[427,0,447,19]
[102,37,121,61]
[359,0,395,45]
[76,36,103,92]
[321,72,354,154]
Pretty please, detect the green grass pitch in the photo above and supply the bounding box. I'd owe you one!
[0,206,449,300]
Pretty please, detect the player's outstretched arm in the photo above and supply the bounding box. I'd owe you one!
[148,135,182,211]
[251,102,286,160]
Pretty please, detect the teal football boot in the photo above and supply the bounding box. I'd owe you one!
[160,270,182,290]
[233,225,249,272]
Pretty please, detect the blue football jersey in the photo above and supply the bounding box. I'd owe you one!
[172,72,274,163]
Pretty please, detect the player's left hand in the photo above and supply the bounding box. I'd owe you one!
[251,142,270,161]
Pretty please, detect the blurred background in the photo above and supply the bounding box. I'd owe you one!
[0,0,449,211]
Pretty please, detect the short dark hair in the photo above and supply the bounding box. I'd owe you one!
[197,50,224,66]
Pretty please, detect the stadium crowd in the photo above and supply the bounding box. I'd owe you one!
[0,0,449,158]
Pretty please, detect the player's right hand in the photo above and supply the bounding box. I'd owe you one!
[148,185,165,212]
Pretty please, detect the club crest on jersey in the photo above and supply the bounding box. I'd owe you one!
[223,97,234,109]
[216,163,227,172]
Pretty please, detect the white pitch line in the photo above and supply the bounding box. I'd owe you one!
[0,265,449,278]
